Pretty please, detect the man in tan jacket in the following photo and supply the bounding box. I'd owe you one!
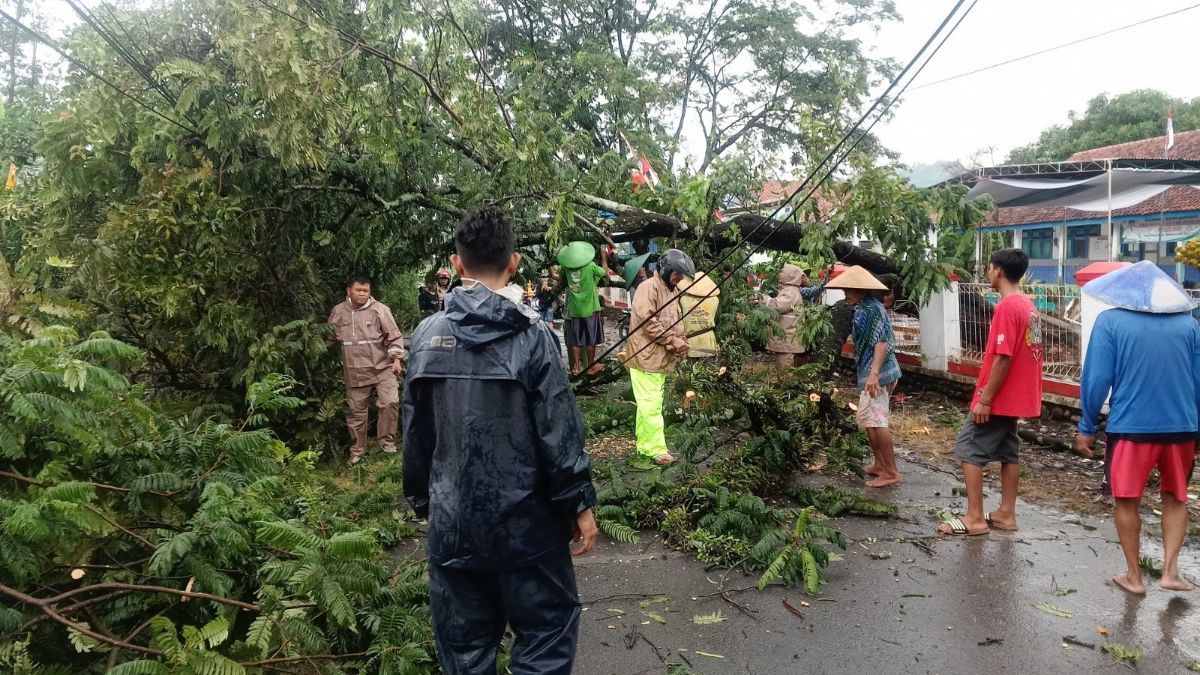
[621,249,695,465]
[329,276,406,464]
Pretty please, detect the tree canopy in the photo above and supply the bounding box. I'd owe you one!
[1006,89,1200,164]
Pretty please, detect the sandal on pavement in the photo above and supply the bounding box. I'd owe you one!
[985,512,1018,531]
[938,518,988,536]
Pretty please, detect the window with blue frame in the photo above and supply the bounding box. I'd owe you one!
[1067,224,1100,258]
[1021,227,1054,259]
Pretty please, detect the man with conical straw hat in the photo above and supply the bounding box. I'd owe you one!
[1076,261,1199,594]
[826,265,903,488]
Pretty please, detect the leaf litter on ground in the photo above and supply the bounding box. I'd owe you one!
[1102,642,1143,668]
[691,611,726,625]
[1032,601,1073,618]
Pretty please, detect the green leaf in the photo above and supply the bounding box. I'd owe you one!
[641,610,667,624]
[326,531,376,559]
[40,480,94,503]
[255,520,321,552]
[1032,601,1073,618]
[597,519,640,544]
[691,611,726,625]
[67,622,108,653]
[107,661,169,675]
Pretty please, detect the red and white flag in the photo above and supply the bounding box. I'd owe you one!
[619,131,660,192]
[637,155,660,188]
[1167,107,1175,152]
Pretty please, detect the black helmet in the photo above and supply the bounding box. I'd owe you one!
[657,249,696,282]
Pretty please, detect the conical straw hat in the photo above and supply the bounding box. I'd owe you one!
[681,271,720,297]
[622,252,652,288]
[1082,259,1195,314]
[824,265,887,291]
[557,241,596,270]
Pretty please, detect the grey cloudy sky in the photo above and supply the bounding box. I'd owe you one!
[870,0,1200,167]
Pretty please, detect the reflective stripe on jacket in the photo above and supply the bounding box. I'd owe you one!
[329,297,406,388]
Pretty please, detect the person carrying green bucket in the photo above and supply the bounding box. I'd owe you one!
[620,248,695,466]
[558,241,611,376]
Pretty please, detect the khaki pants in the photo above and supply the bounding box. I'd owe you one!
[346,375,399,459]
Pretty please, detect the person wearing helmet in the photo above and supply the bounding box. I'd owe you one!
[418,268,453,316]
[621,249,695,465]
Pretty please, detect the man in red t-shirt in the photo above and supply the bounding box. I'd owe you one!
[939,249,1043,536]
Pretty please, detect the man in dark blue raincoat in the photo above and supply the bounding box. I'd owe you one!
[403,206,598,674]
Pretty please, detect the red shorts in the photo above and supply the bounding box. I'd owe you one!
[1106,440,1196,502]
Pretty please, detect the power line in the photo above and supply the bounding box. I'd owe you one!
[574,0,978,379]
[63,0,187,118]
[911,2,1200,90]
[0,8,195,134]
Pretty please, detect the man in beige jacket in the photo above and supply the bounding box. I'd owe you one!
[622,249,695,465]
[329,276,407,464]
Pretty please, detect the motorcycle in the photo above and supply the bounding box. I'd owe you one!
[616,308,631,342]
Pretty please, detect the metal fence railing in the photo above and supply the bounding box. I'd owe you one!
[956,283,1082,382]
[890,310,921,358]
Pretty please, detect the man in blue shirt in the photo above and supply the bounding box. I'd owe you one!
[1076,261,1199,595]
[827,266,902,488]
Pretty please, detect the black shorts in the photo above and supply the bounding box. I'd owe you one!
[953,415,1020,466]
[568,313,605,346]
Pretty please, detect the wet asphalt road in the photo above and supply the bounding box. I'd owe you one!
[572,459,1200,674]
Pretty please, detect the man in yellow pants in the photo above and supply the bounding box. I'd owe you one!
[621,249,695,465]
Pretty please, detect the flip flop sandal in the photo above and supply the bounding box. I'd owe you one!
[985,512,1018,532]
[939,517,987,536]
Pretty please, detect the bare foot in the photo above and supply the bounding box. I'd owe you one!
[866,474,901,488]
[1161,574,1195,592]
[586,363,605,376]
[985,511,1018,531]
[865,464,880,476]
[1111,573,1147,595]
[654,453,678,465]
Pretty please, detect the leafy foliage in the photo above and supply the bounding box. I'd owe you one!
[591,359,886,592]
[791,484,899,518]
[0,330,434,673]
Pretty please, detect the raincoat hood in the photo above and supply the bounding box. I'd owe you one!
[443,282,540,349]
[779,263,806,287]
[1082,260,1196,314]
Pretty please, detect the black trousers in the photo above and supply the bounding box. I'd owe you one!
[428,548,580,675]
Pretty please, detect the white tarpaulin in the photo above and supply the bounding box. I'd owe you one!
[966,169,1200,211]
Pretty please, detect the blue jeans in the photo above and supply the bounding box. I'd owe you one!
[541,308,555,323]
